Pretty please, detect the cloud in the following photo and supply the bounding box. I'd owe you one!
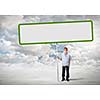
[0,15,100,68]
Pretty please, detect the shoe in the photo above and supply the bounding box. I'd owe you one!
[61,79,65,81]
[66,78,69,81]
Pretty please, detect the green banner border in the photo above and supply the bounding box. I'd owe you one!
[18,20,94,45]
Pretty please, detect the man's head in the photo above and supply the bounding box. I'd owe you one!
[64,47,68,54]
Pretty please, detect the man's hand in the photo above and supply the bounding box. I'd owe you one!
[57,56,62,61]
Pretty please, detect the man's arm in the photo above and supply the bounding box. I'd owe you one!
[69,55,71,66]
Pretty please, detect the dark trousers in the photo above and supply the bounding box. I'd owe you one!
[62,66,69,80]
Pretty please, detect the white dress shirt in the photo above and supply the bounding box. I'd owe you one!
[62,53,71,66]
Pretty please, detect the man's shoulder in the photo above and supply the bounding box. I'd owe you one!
[62,53,71,57]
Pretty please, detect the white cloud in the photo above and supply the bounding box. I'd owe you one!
[0,15,100,68]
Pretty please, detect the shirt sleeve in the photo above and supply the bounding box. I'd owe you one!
[69,55,72,60]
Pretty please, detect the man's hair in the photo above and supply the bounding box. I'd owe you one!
[64,47,68,51]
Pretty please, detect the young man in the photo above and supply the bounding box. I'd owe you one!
[58,47,71,81]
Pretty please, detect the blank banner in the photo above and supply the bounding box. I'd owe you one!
[18,20,93,45]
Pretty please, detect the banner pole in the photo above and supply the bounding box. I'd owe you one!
[55,43,60,82]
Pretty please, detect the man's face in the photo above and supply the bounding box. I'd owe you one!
[64,49,68,54]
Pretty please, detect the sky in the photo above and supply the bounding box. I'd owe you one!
[0,15,100,68]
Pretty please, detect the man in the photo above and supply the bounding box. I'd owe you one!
[58,47,71,81]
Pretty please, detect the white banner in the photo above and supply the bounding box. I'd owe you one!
[18,20,93,45]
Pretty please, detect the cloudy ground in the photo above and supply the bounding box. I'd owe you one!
[0,62,100,85]
[0,15,100,85]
